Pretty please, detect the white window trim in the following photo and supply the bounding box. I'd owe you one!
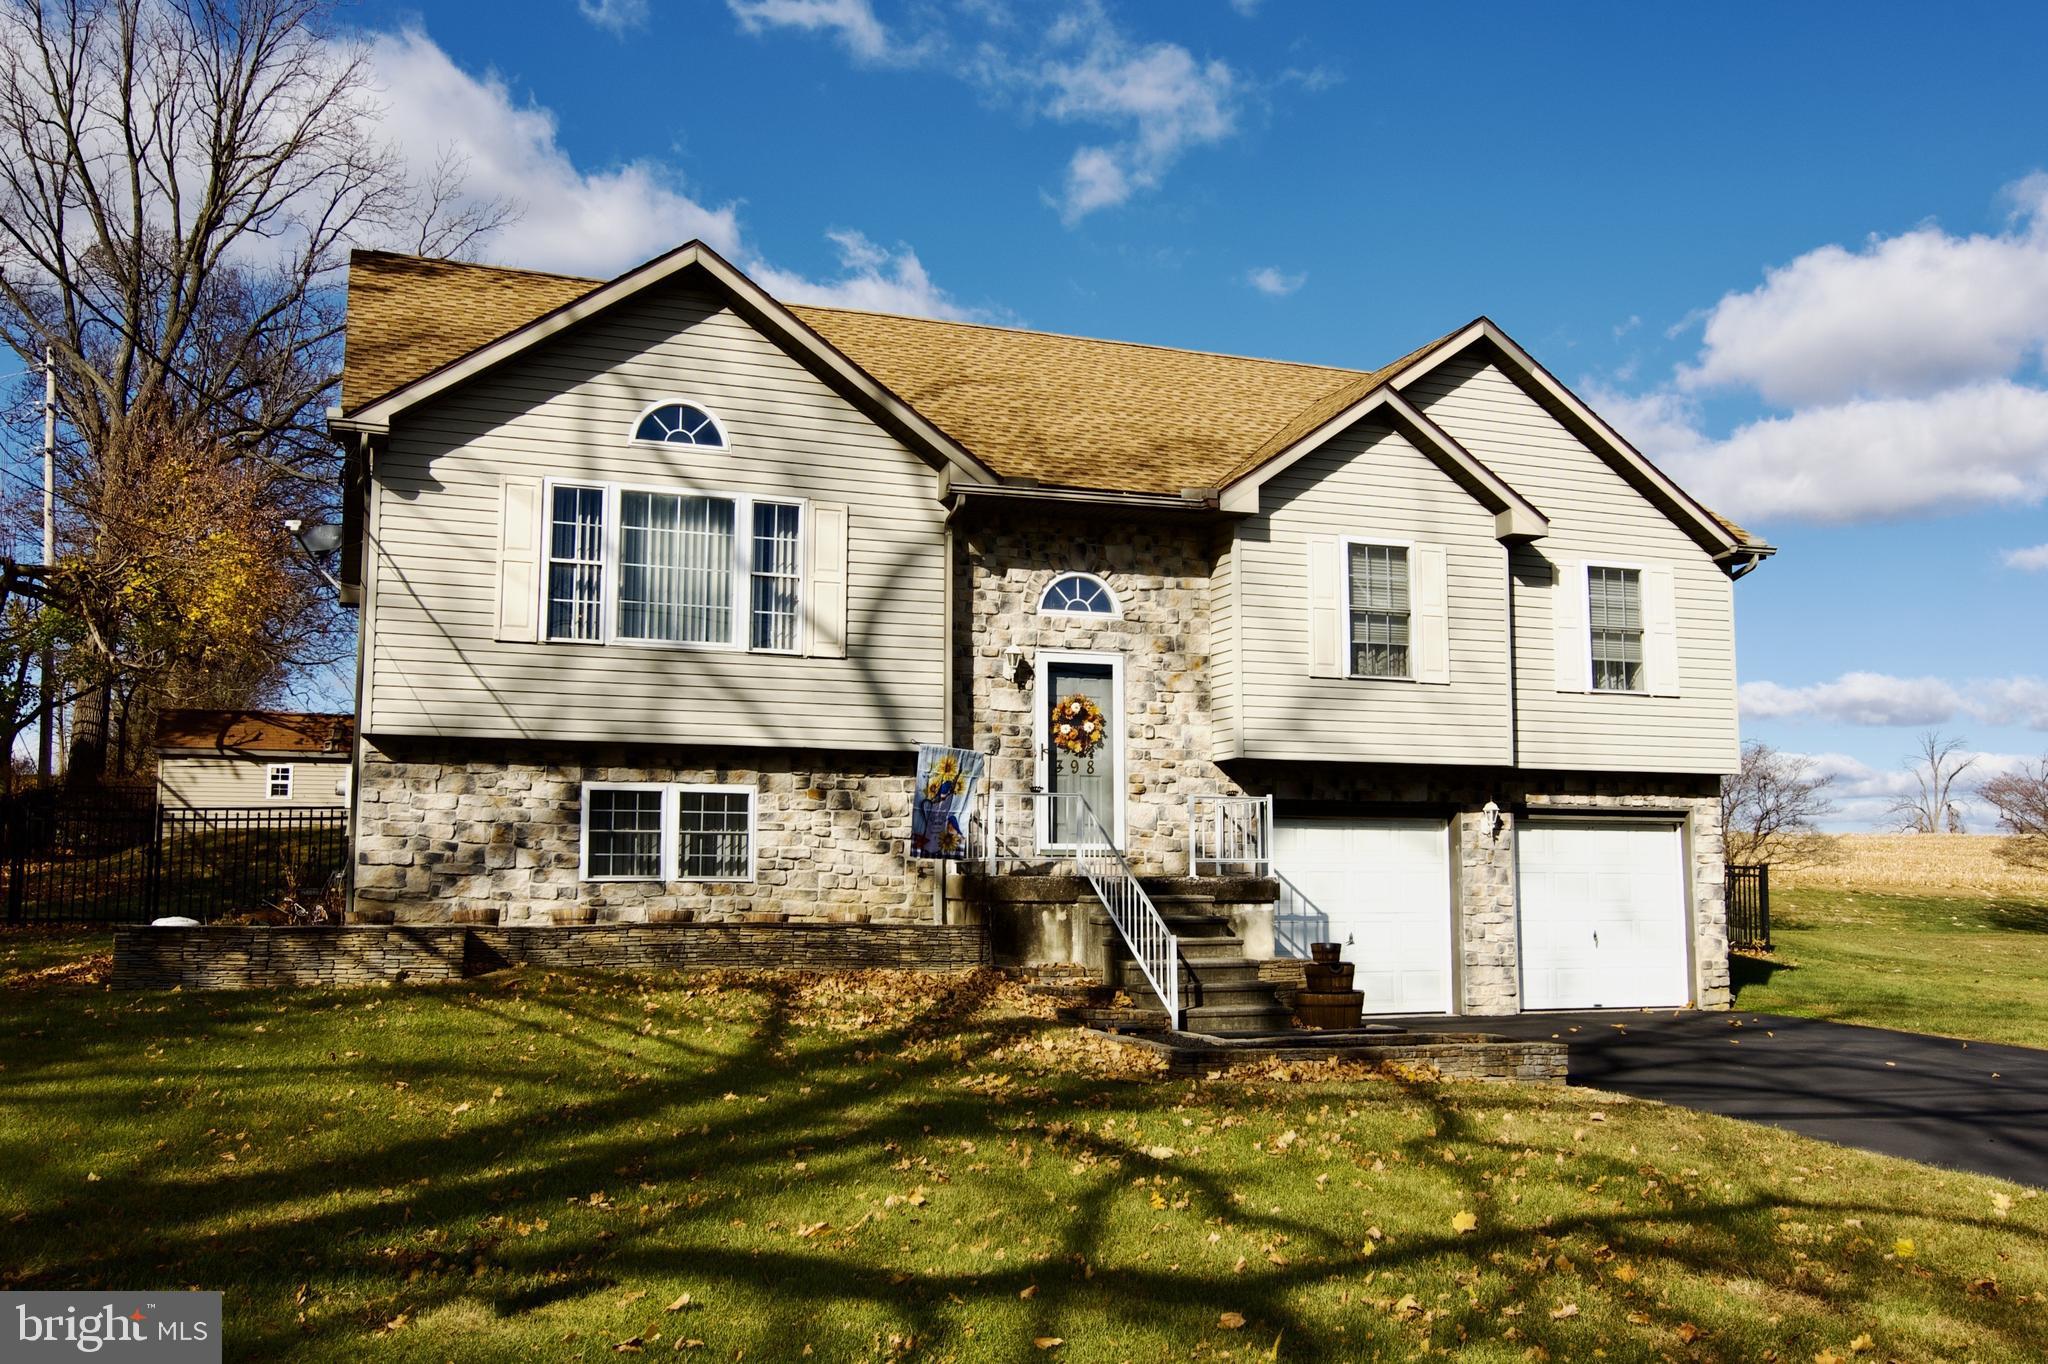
[579,781,674,883]
[1031,648,1127,851]
[577,781,759,883]
[541,478,805,655]
[1339,534,1418,683]
[674,782,760,883]
[626,397,730,451]
[1037,571,1122,619]
[265,763,293,799]
[1584,558,1651,696]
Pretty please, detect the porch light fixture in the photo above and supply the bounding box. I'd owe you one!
[1003,648,1033,688]
[284,517,344,592]
[1482,800,1504,841]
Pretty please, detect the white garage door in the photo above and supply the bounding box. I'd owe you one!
[1518,821,1689,1010]
[1272,818,1452,1014]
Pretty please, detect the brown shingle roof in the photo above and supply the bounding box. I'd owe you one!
[157,710,354,756]
[338,250,1761,545]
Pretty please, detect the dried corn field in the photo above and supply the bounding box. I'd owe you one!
[1773,834,2048,897]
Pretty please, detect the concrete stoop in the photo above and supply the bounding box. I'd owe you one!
[1098,907,1294,1034]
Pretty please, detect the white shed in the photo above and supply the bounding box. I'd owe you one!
[155,710,353,810]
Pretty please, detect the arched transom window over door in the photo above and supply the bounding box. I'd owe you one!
[1038,572,1120,618]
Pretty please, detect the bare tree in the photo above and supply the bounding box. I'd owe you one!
[1886,730,1978,834]
[1981,759,2048,869]
[406,146,521,260]
[1721,741,1839,867]
[0,0,506,780]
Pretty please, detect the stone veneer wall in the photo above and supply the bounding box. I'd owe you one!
[354,739,935,925]
[113,923,990,990]
[960,511,1240,873]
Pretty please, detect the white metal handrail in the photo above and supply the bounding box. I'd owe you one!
[1272,868,1336,960]
[1187,794,1274,877]
[968,789,1182,1027]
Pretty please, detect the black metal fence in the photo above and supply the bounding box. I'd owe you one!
[3,796,348,925]
[1726,862,1771,950]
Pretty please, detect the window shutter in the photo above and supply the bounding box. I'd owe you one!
[1551,559,1587,692]
[1306,535,1342,678]
[1643,564,1680,696]
[805,502,848,658]
[1412,544,1450,684]
[495,476,541,642]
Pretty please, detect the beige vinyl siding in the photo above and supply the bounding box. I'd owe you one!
[1208,534,1242,759]
[1231,421,1511,764]
[157,756,349,809]
[365,281,946,748]
[1406,355,1739,774]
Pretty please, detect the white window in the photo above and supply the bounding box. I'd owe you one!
[547,484,606,642]
[1588,566,1645,692]
[677,786,756,881]
[578,782,757,882]
[1345,541,1411,679]
[1038,572,1119,617]
[581,784,670,881]
[265,764,293,799]
[632,401,727,448]
[542,480,802,652]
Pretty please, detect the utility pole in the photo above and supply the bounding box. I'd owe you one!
[37,346,54,783]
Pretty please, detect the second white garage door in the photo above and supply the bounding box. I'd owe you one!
[1271,818,1453,1014]
[1517,821,1689,1010]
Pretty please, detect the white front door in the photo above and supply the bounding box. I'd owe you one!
[1517,821,1689,1010]
[1033,651,1124,848]
[1272,817,1454,1014]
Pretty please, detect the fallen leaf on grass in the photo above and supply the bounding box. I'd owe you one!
[1450,1210,1478,1235]
[1019,1285,1038,1301]
[1849,1333,1877,1353]
[1550,1303,1579,1320]
[1892,1238,1915,1259]
[664,1294,693,1312]
[1033,1338,1063,1350]
[1218,1312,1246,1330]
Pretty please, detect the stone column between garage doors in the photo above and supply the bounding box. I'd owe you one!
[1455,807,1521,1015]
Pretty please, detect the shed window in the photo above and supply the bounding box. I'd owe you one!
[266,764,293,799]
[1039,573,1118,617]
[1589,566,1645,692]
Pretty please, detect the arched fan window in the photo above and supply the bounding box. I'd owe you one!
[632,401,727,447]
[1038,572,1120,618]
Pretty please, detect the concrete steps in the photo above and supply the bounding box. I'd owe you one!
[1097,909,1293,1035]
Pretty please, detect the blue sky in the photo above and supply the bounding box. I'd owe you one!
[95,1,2048,821]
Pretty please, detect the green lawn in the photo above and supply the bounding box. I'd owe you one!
[4,943,2046,1361]
[1732,888,2048,1049]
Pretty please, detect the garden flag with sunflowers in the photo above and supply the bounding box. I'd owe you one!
[910,745,985,859]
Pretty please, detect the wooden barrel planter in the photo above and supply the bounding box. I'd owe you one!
[449,906,500,926]
[551,904,596,926]
[1297,943,1364,1029]
[645,907,697,924]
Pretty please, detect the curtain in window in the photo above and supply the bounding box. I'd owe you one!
[620,493,734,644]
[1347,543,1411,677]
[548,486,605,641]
[750,503,801,650]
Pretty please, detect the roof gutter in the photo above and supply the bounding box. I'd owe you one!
[944,480,1220,517]
[1714,543,1777,580]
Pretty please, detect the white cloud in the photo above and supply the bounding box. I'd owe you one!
[1246,266,1304,297]
[720,0,1242,223]
[1740,670,2048,730]
[576,0,649,36]
[1790,749,2037,831]
[1227,0,1264,16]
[1650,380,2048,523]
[1600,174,2048,527]
[1679,175,2048,407]
[1740,672,1966,727]
[2004,543,2048,571]
[745,229,989,320]
[368,29,740,276]
[363,29,981,320]
[725,0,905,64]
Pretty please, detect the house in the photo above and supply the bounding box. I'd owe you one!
[327,242,1771,1022]
[156,710,354,810]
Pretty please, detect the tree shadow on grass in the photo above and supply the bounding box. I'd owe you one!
[3,969,2047,1361]
[1983,899,2048,934]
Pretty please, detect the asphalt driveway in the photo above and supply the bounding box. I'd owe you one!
[1414,1009,2048,1187]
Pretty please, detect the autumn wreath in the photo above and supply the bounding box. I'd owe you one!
[1049,693,1107,758]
